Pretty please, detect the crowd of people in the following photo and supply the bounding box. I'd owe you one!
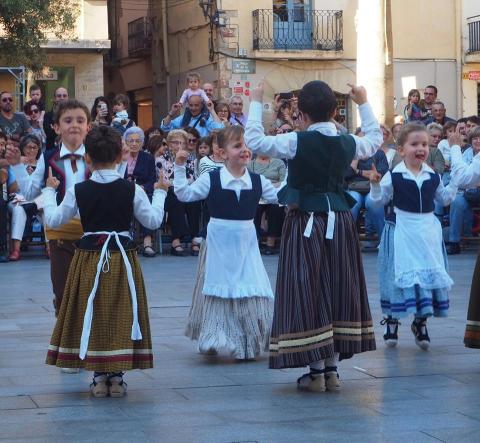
[2,73,480,398]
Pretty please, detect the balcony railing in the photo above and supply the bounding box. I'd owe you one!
[468,15,480,53]
[253,9,343,51]
[128,17,152,57]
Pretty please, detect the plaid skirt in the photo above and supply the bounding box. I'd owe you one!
[465,253,480,348]
[269,210,376,369]
[46,247,153,372]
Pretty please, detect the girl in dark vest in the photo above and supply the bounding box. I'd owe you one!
[370,123,457,350]
[174,125,278,360]
[42,126,168,397]
[245,81,380,393]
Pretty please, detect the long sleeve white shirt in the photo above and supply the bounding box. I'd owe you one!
[42,169,166,230]
[450,144,480,188]
[244,101,382,160]
[369,161,457,208]
[11,144,87,201]
[173,163,278,204]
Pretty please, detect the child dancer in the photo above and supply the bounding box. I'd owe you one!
[245,81,380,393]
[42,126,168,397]
[7,100,91,322]
[174,125,278,360]
[371,123,457,350]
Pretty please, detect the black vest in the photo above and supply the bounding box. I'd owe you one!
[391,171,440,213]
[74,179,135,232]
[43,148,90,205]
[278,131,357,212]
[207,169,262,220]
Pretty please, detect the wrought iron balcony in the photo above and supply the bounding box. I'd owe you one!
[467,15,480,53]
[128,17,152,57]
[252,9,343,51]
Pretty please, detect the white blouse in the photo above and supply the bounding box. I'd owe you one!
[244,101,382,160]
[173,163,278,204]
[370,161,457,208]
[450,145,480,188]
[42,169,166,230]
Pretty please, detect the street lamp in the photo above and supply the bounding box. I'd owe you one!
[198,0,212,18]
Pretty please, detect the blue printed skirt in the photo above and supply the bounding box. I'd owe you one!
[378,221,449,319]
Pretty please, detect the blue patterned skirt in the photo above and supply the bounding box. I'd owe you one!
[378,221,449,319]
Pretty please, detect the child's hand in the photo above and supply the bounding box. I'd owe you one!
[122,143,130,162]
[46,167,60,189]
[251,81,265,103]
[169,102,182,118]
[368,164,382,184]
[154,173,169,191]
[348,84,367,106]
[448,126,463,147]
[175,148,189,166]
[206,101,214,112]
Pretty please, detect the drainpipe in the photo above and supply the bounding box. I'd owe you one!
[161,0,171,108]
[455,0,463,118]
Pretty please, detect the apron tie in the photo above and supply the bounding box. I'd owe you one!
[303,196,335,239]
[79,231,142,360]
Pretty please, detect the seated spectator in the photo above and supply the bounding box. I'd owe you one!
[111,93,136,134]
[157,129,199,256]
[380,124,396,169]
[466,115,480,135]
[143,127,164,151]
[447,126,480,255]
[195,135,212,177]
[426,123,446,174]
[91,96,112,127]
[229,95,247,127]
[438,121,457,174]
[425,101,456,126]
[8,134,42,261]
[198,131,224,175]
[123,127,157,257]
[0,133,19,262]
[161,95,224,137]
[147,135,168,180]
[24,101,46,151]
[248,154,286,255]
[345,148,389,249]
[215,100,231,127]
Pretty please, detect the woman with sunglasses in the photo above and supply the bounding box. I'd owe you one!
[24,101,46,151]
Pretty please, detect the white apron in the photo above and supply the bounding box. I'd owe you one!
[203,217,274,299]
[393,209,453,290]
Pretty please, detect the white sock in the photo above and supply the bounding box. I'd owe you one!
[325,352,339,370]
[309,360,325,372]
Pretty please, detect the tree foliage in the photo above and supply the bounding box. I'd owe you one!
[0,0,79,71]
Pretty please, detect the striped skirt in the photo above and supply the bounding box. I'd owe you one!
[379,221,450,318]
[269,210,376,369]
[465,253,480,348]
[186,242,273,359]
[46,248,153,372]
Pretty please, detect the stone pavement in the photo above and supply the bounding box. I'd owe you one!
[1,249,480,443]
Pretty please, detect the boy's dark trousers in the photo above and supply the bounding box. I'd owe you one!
[49,239,76,316]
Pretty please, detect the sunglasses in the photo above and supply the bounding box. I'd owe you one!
[1,97,13,103]
[55,94,68,98]
[30,109,40,114]
[188,138,198,144]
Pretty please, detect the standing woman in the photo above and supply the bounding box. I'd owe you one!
[90,96,112,127]
[245,81,381,392]
[24,102,46,151]
[123,127,158,257]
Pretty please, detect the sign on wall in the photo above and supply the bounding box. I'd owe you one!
[232,60,256,74]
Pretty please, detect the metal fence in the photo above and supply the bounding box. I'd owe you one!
[128,17,152,56]
[252,9,343,51]
[468,16,480,53]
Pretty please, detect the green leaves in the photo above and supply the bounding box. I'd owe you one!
[0,0,79,71]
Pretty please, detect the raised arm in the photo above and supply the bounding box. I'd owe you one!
[42,168,77,228]
[133,183,167,230]
[369,169,393,207]
[434,178,457,206]
[451,143,480,188]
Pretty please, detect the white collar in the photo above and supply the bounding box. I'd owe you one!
[59,143,85,158]
[393,161,435,176]
[307,121,337,136]
[90,169,122,182]
[221,166,250,186]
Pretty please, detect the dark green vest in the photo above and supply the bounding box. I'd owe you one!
[278,131,357,212]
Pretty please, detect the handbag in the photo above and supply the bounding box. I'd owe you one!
[348,179,370,195]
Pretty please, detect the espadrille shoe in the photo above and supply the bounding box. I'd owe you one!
[297,369,326,392]
[108,373,127,398]
[90,374,109,398]
[325,367,340,392]
[61,367,80,374]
